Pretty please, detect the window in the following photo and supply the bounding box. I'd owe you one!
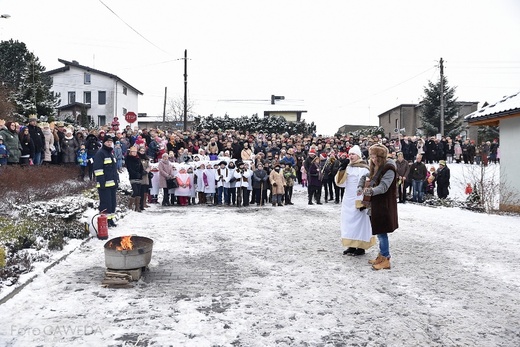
[98,115,106,126]
[84,72,91,84]
[84,91,91,104]
[123,86,127,95]
[68,91,76,104]
[98,91,106,105]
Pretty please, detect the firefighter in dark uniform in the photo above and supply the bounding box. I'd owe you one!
[93,134,119,227]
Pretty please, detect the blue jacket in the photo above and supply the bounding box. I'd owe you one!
[77,150,88,166]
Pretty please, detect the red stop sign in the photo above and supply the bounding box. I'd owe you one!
[125,111,137,123]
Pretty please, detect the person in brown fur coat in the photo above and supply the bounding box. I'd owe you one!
[360,144,398,270]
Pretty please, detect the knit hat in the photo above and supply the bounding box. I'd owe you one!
[348,145,362,157]
[104,134,115,142]
[320,152,327,159]
[308,149,316,155]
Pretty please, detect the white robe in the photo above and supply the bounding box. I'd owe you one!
[175,171,191,197]
[340,165,375,249]
[203,168,216,193]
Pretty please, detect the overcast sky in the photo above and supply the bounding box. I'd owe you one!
[1,0,519,134]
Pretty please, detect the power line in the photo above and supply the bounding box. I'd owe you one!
[343,66,437,107]
[98,0,170,55]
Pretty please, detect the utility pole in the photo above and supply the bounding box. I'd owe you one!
[162,86,167,126]
[183,49,188,132]
[439,57,445,137]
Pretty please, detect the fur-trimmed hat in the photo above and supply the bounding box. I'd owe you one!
[369,144,388,159]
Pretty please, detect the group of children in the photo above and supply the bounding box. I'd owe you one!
[148,157,298,208]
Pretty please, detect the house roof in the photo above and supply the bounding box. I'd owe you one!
[57,102,91,111]
[45,59,143,95]
[465,91,520,123]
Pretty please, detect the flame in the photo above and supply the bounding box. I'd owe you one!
[116,236,133,251]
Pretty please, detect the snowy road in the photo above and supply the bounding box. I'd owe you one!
[1,184,519,346]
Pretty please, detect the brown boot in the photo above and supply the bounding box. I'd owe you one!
[134,197,141,212]
[143,193,150,208]
[128,197,134,210]
[368,253,384,265]
[372,257,391,270]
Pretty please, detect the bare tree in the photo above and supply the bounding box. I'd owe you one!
[165,96,195,123]
[459,165,519,213]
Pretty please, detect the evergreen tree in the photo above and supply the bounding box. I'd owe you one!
[477,125,499,144]
[0,39,58,119]
[420,77,461,138]
[193,113,316,135]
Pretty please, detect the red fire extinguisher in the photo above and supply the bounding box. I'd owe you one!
[92,212,109,240]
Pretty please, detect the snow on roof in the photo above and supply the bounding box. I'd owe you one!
[465,91,520,121]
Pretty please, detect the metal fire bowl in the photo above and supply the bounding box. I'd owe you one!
[104,236,154,270]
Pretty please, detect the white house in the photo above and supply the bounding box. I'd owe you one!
[465,91,520,212]
[45,59,142,128]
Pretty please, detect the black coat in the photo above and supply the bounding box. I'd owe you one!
[125,154,144,180]
[409,161,427,181]
[27,124,45,152]
[85,134,101,158]
[19,133,35,158]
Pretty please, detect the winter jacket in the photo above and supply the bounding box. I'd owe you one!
[42,128,54,162]
[126,154,144,181]
[269,168,286,195]
[370,160,398,235]
[27,123,45,153]
[283,167,297,187]
[146,140,159,160]
[93,145,119,189]
[77,150,88,167]
[19,133,35,159]
[395,158,410,180]
[252,169,268,189]
[0,126,22,163]
[157,159,174,189]
[436,166,450,188]
[61,135,79,163]
[409,161,427,181]
[280,155,296,167]
[85,134,101,159]
[307,162,322,187]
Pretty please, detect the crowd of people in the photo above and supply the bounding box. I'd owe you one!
[0,117,500,206]
[1,116,500,269]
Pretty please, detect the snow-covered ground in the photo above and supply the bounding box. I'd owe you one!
[1,162,519,347]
